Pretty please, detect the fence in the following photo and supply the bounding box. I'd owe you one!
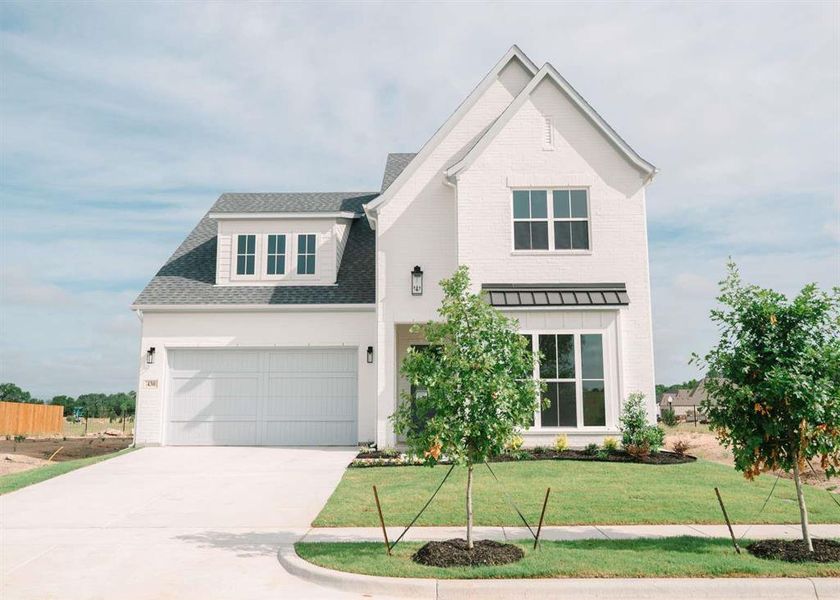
[0,401,63,436]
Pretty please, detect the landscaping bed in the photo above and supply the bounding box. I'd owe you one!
[314,460,840,527]
[0,436,132,462]
[352,447,695,467]
[747,539,840,563]
[295,537,840,579]
[413,539,523,567]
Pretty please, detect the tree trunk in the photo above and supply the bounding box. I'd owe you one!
[466,463,474,550]
[792,459,813,552]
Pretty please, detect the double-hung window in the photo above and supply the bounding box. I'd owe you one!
[266,234,286,275]
[235,234,256,275]
[524,332,606,428]
[296,233,316,275]
[512,189,590,251]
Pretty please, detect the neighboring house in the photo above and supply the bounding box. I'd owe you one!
[132,46,658,448]
[659,379,711,420]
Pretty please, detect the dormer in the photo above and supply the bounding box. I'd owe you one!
[208,192,377,287]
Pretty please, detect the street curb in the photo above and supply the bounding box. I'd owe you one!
[278,545,840,600]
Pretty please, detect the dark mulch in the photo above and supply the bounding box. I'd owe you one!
[412,538,524,568]
[747,539,840,563]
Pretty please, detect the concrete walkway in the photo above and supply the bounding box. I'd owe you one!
[303,523,840,543]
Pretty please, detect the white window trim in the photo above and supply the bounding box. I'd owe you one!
[231,233,260,281]
[522,330,609,431]
[295,232,318,277]
[510,187,592,255]
[264,233,289,281]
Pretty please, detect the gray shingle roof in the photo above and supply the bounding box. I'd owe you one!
[380,153,417,193]
[133,192,378,306]
[211,192,376,214]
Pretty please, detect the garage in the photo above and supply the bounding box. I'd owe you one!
[165,348,358,446]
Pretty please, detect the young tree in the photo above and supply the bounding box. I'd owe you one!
[392,266,541,549]
[693,262,839,552]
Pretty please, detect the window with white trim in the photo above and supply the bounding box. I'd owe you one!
[512,189,590,251]
[524,332,606,428]
[266,234,286,275]
[296,233,316,275]
[235,234,256,275]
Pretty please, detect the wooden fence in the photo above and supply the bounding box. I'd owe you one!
[0,401,63,436]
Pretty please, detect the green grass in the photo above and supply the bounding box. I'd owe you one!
[313,460,840,526]
[296,537,840,579]
[0,448,134,495]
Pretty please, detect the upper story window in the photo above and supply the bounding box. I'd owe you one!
[512,189,590,252]
[296,233,316,275]
[266,234,286,275]
[236,234,256,275]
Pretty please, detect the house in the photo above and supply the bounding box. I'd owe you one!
[132,46,657,448]
[659,379,711,420]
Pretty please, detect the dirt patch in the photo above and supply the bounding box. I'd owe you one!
[0,453,48,476]
[747,539,840,563]
[412,539,524,567]
[0,437,132,462]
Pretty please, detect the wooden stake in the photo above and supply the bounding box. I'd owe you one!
[47,446,64,463]
[534,487,551,549]
[372,485,391,556]
[714,487,741,554]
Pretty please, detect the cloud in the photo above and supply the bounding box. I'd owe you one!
[0,1,837,396]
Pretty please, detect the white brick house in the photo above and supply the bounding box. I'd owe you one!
[132,46,657,448]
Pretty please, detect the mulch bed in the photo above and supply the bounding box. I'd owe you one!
[747,539,840,563]
[352,448,695,467]
[412,538,524,567]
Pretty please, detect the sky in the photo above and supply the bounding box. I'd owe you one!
[1,1,837,399]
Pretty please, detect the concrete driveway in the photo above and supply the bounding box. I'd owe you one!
[0,446,383,600]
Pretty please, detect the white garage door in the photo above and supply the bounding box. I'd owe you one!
[166,348,357,446]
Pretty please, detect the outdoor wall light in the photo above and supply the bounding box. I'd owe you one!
[146,347,156,365]
[411,265,424,296]
[366,346,374,364]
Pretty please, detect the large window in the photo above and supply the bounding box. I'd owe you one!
[236,234,256,275]
[296,233,316,275]
[524,332,606,428]
[266,234,286,275]
[512,189,590,251]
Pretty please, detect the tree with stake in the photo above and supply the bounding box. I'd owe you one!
[693,262,839,552]
[392,266,542,549]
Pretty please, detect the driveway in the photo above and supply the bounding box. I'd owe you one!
[0,446,386,600]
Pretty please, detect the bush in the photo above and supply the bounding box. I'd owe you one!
[584,443,599,456]
[660,407,678,426]
[672,438,691,457]
[603,437,619,452]
[620,392,665,455]
[13,435,26,443]
[505,434,524,452]
[553,434,568,452]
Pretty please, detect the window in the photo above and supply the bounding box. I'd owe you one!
[296,234,316,275]
[236,234,256,275]
[266,234,286,275]
[512,189,590,251]
[553,190,589,250]
[524,332,606,428]
[512,190,548,250]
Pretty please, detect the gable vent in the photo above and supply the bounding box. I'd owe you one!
[543,116,554,148]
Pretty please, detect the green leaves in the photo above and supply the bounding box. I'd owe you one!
[392,266,542,467]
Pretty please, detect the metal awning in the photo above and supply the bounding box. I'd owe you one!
[482,283,629,308]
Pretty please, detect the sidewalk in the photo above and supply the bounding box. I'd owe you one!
[302,523,840,543]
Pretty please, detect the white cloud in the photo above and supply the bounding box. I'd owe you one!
[0,1,837,396]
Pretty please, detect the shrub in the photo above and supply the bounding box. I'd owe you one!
[620,392,665,454]
[13,435,26,443]
[602,437,619,452]
[672,438,691,456]
[553,434,568,452]
[505,434,524,453]
[583,443,599,456]
[660,407,678,427]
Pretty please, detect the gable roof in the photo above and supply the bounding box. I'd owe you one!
[364,45,538,218]
[132,192,378,307]
[380,153,417,193]
[210,192,376,214]
[445,63,657,180]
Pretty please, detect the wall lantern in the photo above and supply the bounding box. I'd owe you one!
[146,347,156,365]
[411,266,424,296]
[366,346,374,364]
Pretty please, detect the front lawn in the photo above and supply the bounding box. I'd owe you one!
[313,459,840,526]
[296,537,840,578]
[0,448,134,495]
